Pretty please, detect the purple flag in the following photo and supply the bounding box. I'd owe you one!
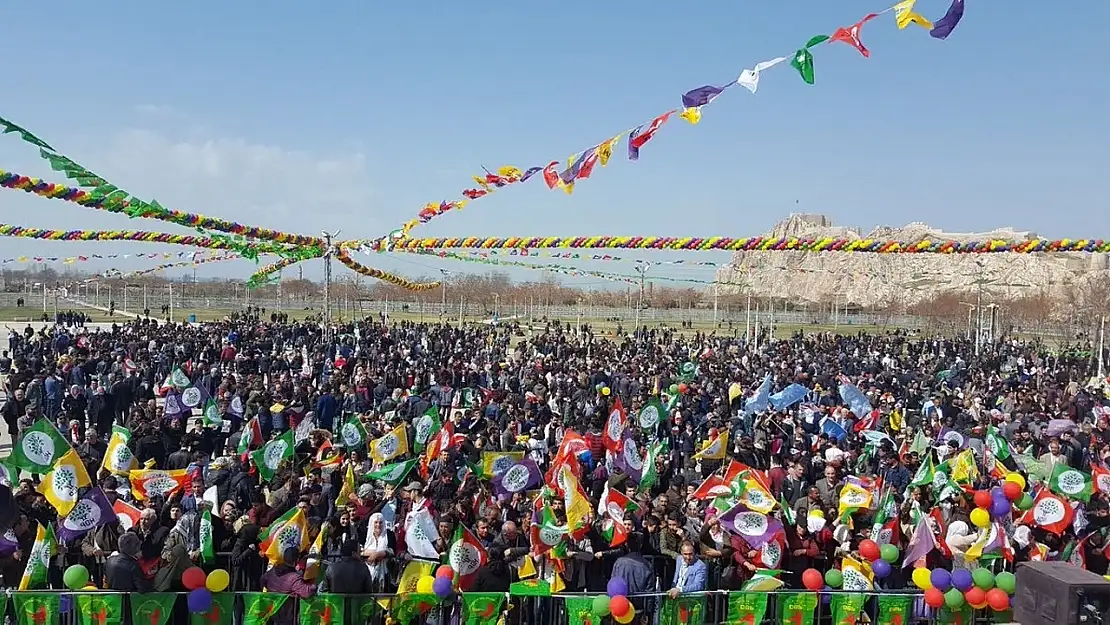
[181,384,209,410]
[163,390,188,420]
[0,528,18,556]
[719,503,782,548]
[520,166,544,182]
[681,84,727,108]
[492,458,542,499]
[929,0,965,40]
[615,434,644,484]
[902,515,938,568]
[57,488,117,542]
[935,426,967,449]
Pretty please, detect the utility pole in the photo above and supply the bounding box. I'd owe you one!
[713,283,719,325]
[1099,315,1106,379]
[958,302,977,341]
[321,230,341,343]
[439,269,449,320]
[276,269,282,311]
[635,264,650,330]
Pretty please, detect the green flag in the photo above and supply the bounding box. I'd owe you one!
[11,417,72,474]
[131,593,178,625]
[727,592,770,625]
[660,594,706,625]
[202,399,222,427]
[391,594,439,625]
[365,458,419,486]
[414,406,442,451]
[77,593,125,625]
[461,593,506,625]
[564,597,597,625]
[251,430,295,482]
[776,592,818,625]
[338,415,368,450]
[937,605,973,625]
[243,593,289,625]
[985,427,1011,460]
[14,592,60,625]
[830,593,866,625]
[790,35,828,85]
[1049,463,1094,502]
[349,597,379,623]
[298,594,343,625]
[199,507,215,562]
[877,595,914,625]
[189,592,234,625]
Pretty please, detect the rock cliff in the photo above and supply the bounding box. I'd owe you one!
[714,214,1108,308]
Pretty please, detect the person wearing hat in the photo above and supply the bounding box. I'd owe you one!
[105,533,151,592]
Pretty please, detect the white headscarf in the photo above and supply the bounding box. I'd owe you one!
[363,513,392,580]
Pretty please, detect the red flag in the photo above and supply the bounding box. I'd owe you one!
[542,161,561,189]
[448,525,489,590]
[1092,462,1110,495]
[830,13,879,57]
[690,475,731,500]
[627,112,674,160]
[602,398,628,454]
[1019,489,1075,535]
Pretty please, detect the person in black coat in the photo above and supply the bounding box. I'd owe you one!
[105,533,152,592]
[230,523,266,592]
[471,547,511,592]
[319,540,374,593]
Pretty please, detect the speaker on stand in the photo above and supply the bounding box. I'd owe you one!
[1014,561,1110,625]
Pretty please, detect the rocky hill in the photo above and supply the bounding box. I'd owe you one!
[714,214,1109,308]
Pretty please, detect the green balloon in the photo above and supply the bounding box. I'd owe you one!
[63,564,89,590]
[1015,493,1034,510]
[880,543,900,563]
[592,595,610,616]
[972,567,995,590]
[944,588,966,609]
[669,384,680,394]
[995,571,1016,594]
[825,569,843,588]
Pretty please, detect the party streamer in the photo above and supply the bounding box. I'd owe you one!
[372,0,967,246]
[1,251,219,265]
[0,168,324,251]
[462,249,721,267]
[334,248,441,291]
[391,235,1106,254]
[246,256,309,289]
[0,224,298,255]
[102,253,240,279]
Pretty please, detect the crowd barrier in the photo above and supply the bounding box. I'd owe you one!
[0,589,1007,625]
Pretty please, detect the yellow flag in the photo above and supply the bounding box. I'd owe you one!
[838,483,873,519]
[482,451,523,478]
[889,409,903,432]
[263,508,310,565]
[597,135,621,166]
[740,478,776,514]
[40,448,92,516]
[951,449,978,484]
[334,462,355,508]
[516,555,537,579]
[304,524,328,581]
[497,165,523,179]
[679,107,702,124]
[728,383,743,404]
[560,464,592,533]
[397,559,434,595]
[693,431,728,460]
[893,0,933,30]
[101,426,136,476]
[368,424,408,464]
[841,554,875,590]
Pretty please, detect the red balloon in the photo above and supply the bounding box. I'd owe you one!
[986,588,1010,611]
[436,565,454,579]
[964,587,986,606]
[1003,481,1023,501]
[924,588,945,609]
[182,567,207,591]
[859,539,881,562]
[678,383,689,394]
[609,596,631,618]
[802,568,824,591]
[974,490,993,509]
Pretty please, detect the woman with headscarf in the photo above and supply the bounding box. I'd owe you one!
[361,512,395,592]
[155,512,198,591]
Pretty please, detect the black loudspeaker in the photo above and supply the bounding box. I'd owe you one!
[1014,561,1110,625]
[0,484,16,534]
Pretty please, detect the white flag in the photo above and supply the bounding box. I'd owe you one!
[737,56,788,94]
[403,507,441,560]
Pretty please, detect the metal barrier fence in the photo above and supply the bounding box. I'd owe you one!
[0,589,1006,625]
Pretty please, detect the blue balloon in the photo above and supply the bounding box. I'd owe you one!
[991,497,1012,518]
[951,568,974,592]
[59,595,73,614]
[187,589,213,614]
[821,587,833,605]
[930,568,952,591]
[872,559,892,579]
[606,578,629,598]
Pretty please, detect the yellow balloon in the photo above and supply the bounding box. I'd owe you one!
[912,567,933,590]
[970,508,991,529]
[970,600,989,610]
[206,569,230,593]
[614,607,636,624]
[416,575,436,594]
[1006,473,1026,490]
[601,387,610,396]
[81,585,97,592]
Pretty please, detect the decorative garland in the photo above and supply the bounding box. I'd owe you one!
[0,224,301,255]
[106,253,240,279]
[246,256,307,288]
[371,0,967,245]
[0,168,324,253]
[391,236,1109,254]
[1,251,222,265]
[334,248,441,291]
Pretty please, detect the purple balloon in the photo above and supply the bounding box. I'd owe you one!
[951,568,974,592]
[821,587,833,605]
[991,497,1012,518]
[59,595,73,614]
[930,568,952,591]
[187,589,213,614]
[872,559,892,579]
[607,578,629,598]
[991,486,1004,499]
[432,576,454,598]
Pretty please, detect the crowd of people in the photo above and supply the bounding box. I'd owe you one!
[0,307,1107,623]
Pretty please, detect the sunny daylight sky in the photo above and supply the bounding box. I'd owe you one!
[0,1,1107,289]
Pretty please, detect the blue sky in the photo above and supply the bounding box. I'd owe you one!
[0,0,1107,287]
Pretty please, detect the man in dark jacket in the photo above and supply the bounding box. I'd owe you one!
[105,533,152,592]
[319,540,374,593]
